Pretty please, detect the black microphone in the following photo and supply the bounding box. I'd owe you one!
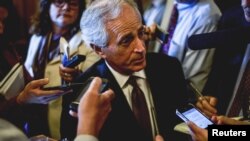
[188,26,250,50]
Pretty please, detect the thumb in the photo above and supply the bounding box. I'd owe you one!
[29,78,50,89]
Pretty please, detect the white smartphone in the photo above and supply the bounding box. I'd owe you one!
[176,103,214,129]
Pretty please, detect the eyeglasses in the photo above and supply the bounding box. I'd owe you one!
[52,0,79,9]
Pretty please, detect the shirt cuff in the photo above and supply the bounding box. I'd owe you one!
[74,134,99,141]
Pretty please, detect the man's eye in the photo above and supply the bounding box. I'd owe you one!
[120,36,133,46]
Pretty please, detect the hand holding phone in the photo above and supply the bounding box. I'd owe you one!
[42,83,84,91]
[62,54,86,68]
[69,77,109,112]
[41,85,71,91]
[176,103,214,129]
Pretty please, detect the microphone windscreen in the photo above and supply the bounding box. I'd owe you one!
[188,26,250,50]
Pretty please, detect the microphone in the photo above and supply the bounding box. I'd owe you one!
[188,26,250,50]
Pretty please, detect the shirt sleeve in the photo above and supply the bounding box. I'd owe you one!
[74,134,99,141]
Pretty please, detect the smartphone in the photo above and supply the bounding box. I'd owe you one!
[63,54,86,68]
[155,25,169,44]
[69,77,109,112]
[176,104,214,129]
[42,85,71,91]
[42,83,84,91]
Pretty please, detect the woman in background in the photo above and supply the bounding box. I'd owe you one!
[24,0,100,139]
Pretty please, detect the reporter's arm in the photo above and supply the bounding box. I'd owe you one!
[72,77,114,139]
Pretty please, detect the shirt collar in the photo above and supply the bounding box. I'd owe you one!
[105,61,146,88]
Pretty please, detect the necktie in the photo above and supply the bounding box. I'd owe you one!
[128,76,152,138]
[161,4,178,54]
[228,59,250,118]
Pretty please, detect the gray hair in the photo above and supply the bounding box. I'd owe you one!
[80,0,140,48]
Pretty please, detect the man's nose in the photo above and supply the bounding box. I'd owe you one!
[134,38,145,52]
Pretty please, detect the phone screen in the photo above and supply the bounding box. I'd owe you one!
[181,107,214,129]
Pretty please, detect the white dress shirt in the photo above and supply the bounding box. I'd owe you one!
[167,0,221,91]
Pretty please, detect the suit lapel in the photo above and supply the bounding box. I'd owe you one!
[97,61,141,125]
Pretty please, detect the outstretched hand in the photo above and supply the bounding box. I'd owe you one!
[17,78,65,104]
[72,77,115,137]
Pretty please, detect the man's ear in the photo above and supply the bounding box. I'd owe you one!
[90,44,106,58]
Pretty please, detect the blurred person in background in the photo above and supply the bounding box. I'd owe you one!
[188,1,250,141]
[0,0,26,80]
[0,0,67,136]
[160,0,221,95]
[24,0,100,139]
[143,0,166,26]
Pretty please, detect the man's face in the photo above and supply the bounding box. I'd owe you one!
[242,0,250,22]
[98,4,146,75]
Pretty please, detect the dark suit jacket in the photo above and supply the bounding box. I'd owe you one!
[61,53,188,141]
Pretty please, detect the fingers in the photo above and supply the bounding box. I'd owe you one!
[155,134,164,141]
[204,96,218,107]
[202,99,217,114]
[213,115,245,125]
[28,78,50,89]
[87,77,102,93]
[102,89,115,101]
[196,97,217,117]
[187,121,200,134]
[85,77,115,103]
[143,23,157,41]
[149,23,157,34]
[187,121,208,141]
[100,89,115,114]
[59,64,79,82]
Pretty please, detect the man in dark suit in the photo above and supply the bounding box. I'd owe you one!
[60,0,188,141]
